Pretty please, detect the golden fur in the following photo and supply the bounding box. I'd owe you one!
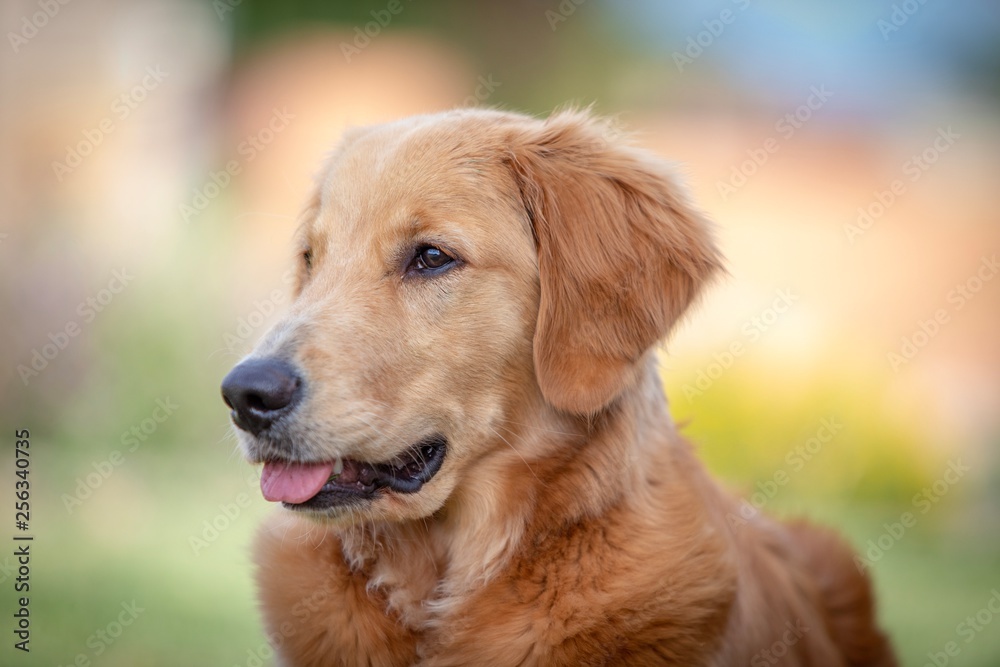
[241,108,897,665]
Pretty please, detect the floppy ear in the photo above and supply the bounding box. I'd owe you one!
[508,111,724,414]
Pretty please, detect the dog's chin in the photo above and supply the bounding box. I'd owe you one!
[245,436,448,519]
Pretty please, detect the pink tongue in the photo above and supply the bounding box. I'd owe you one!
[260,461,335,504]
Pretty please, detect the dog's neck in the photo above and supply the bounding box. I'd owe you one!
[338,357,678,625]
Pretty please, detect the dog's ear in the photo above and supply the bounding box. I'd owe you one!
[508,111,723,414]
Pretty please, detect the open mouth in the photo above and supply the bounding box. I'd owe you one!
[259,437,447,511]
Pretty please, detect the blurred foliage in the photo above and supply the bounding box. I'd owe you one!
[663,359,942,503]
[226,0,636,114]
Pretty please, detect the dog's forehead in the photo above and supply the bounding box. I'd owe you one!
[310,115,523,250]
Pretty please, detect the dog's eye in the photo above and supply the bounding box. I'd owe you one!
[301,248,312,272]
[411,245,455,275]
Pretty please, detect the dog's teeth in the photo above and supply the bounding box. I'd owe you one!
[332,456,344,476]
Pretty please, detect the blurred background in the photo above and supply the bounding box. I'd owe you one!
[2,1,998,665]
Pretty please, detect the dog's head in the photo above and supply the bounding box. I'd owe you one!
[221,109,721,523]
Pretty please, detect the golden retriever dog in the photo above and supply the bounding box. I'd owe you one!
[221,108,897,666]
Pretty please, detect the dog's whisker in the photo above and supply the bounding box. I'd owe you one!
[232,211,299,222]
[353,413,416,452]
[207,346,252,361]
[494,417,578,439]
[487,425,541,484]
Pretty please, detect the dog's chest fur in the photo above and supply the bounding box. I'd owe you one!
[257,443,743,666]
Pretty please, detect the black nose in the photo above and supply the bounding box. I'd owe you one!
[221,358,303,436]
